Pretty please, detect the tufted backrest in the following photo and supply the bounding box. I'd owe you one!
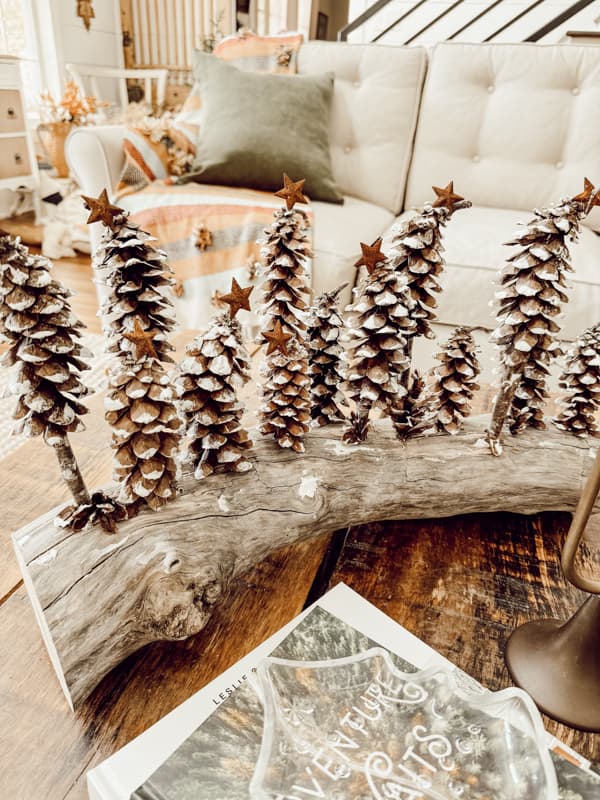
[405,42,600,230]
[297,41,427,215]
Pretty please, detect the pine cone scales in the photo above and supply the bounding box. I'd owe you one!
[388,201,471,339]
[175,314,253,478]
[0,234,90,445]
[260,339,310,453]
[259,208,312,335]
[427,327,481,435]
[391,369,428,439]
[106,356,180,510]
[95,214,176,363]
[308,286,347,426]
[343,262,415,438]
[553,324,600,437]
[495,196,587,432]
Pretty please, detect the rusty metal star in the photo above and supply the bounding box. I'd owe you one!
[219,277,253,319]
[123,318,158,360]
[82,188,124,230]
[354,238,386,275]
[274,173,308,211]
[573,177,595,204]
[262,319,293,356]
[432,181,464,210]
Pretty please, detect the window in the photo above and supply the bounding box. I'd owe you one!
[0,0,42,110]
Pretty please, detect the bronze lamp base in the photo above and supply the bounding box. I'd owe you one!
[505,595,600,732]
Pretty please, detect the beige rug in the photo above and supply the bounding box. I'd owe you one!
[0,332,111,460]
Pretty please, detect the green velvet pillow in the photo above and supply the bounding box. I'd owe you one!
[181,51,343,204]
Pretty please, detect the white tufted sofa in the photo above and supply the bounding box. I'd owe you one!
[67,40,600,343]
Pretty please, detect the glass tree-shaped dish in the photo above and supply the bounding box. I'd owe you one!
[249,648,558,800]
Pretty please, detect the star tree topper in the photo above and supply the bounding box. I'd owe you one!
[123,318,158,360]
[263,319,293,356]
[354,237,386,275]
[432,181,464,210]
[275,173,308,211]
[82,188,124,230]
[219,277,253,319]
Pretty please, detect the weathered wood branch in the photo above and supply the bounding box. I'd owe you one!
[12,415,598,709]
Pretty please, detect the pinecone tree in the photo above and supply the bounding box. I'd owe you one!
[342,238,416,444]
[486,179,598,455]
[258,175,312,452]
[0,230,123,531]
[388,182,472,340]
[83,189,176,364]
[387,182,471,437]
[553,323,600,437]
[425,326,481,435]
[175,279,254,478]
[105,320,180,511]
[390,368,428,440]
[307,283,347,426]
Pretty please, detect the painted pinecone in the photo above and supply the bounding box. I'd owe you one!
[553,323,600,437]
[0,232,90,445]
[495,196,587,433]
[427,326,481,435]
[175,313,253,479]
[105,355,180,511]
[388,200,471,339]
[307,285,347,426]
[57,491,128,533]
[94,213,176,363]
[342,260,416,443]
[390,369,428,439]
[259,339,311,453]
[259,207,312,337]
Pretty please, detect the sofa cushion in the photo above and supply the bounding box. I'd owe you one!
[312,196,395,309]
[385,205,600,342]
[185,52,343,204]
[405,42,600,231]
[297,41,426,216]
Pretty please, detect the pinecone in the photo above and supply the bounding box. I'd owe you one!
[342,252,416,443]
[258,198,312,451]
[93,209,176,364]
[553,323,600,437]
[426,326,481,435]
[388,187,472,339]
[307,284,347,426]
[390,369,429,439]
[0,232,90,445]
[495,191,591,433]
[486,181,596,454]
[57,491,129,533]
[175,313,253,478]
[105,354,180,511]
[259,338,311,453]
[259,206,312,335]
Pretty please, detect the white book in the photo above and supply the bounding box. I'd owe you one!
[88,583,599,800]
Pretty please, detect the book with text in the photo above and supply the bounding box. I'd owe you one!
[87,584,600,800]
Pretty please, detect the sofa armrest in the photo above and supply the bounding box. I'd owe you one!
[65,125,126,197]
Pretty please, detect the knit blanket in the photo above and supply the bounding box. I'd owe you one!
[117,181,313,331]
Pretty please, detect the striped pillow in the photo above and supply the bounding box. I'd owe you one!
[171,31,303,151]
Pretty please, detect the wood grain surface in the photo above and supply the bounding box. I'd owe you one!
[325,512,600,767]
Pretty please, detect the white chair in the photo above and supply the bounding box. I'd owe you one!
[65,64,168,113]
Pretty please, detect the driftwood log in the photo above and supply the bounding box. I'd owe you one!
[12,415,599,709]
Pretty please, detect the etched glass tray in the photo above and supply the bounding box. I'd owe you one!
[249,648,558,800]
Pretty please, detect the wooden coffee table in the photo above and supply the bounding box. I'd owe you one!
[0,338,598,798]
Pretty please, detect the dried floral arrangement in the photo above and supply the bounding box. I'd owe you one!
[5,176,600,709]
[39,80,104,126]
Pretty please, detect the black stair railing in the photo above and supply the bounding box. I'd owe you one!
[525,0,596,42]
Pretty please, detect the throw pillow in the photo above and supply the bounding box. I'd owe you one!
[116,113,195,197]
[181,52,343,204]
[171,31,303,152]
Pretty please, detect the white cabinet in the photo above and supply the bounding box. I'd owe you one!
[0,57,38,199]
